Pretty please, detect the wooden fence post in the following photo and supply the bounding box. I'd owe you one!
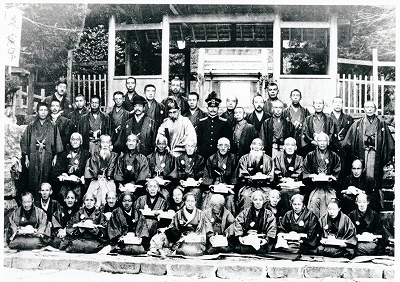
[27,72,35,115]
[372,48,378,103]
[67,50,73,102]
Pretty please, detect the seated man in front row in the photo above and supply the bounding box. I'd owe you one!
[237,138,274,212]
[274,137,304,211]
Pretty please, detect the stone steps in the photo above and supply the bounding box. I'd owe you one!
[3,250,394,280]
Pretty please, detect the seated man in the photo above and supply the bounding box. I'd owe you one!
[85,135,118,207]
[204,194,236,254]
[303,132,341,219]
[147,135,179,202]
[348,193,384,256]
[340,159,377,214]
[202,137,237,216]
[114,134,151,198]
[101,191,118,221]
[274,137,304,211]
[52,132,91,205]
[237,138,274,212]
[7,192,51,250]
[176,139,205,208]
[265,189,287,224]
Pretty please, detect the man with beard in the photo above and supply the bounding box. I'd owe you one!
[260,100,295,159]
[114,134,151,198]
[43,77,72,117]
[340,159,377,214]
[300,98,337,157]
[245,95,270,134]
[109,91,130,154]
[221,94,238,129]
[123,76,140,115]
[330,97,354,179]
[237,138,274,212]
[67,93,88,140]
[231,107,257,158]
[20,102,63,202]
[342,100,395,210]
[77,95,110,154]
[263,82,287,116]
[176,139,205,208]
[162,77,189,115]
[49,99,71,150]
[147,135,179,202]
[144,84,166,132]
[303,132,341,219]
[274,137,304,211]
[85,135,118,207]
[282,89,310,149]
[116,95,155,156]
[52,132,91,205]
[202,138,237,215]
[157,96,196,157]
[183,92,206,129]
[196,91,232,160]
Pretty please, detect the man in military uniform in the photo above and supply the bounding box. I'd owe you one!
[196,91,233,160]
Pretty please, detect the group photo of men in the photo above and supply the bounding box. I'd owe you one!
[6,75,395,259]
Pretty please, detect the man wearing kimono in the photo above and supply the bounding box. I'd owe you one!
[42,77,72,117]
[20,102,64,201]
[231,107,258,158]
[349,193,384,255]
[114,134,151,197]
[330,97,354,179]
[282,89,310,149]
[157,96,196,157]
[117,95,155,156]
[77,95,110,154]
[260,100,295,159]
[162,77,189,115]
[221,94,238,130]
[202,138,237,216]
[274,137,304,211]
[303,132,341,219]
[52,132,91,205]
[262,82,287,116]
[176,139,205,208]
[300,98,337,157]
[144,84,166,133]
[108,91,130,154]
[237,138,274,212]
[183,92,206,129]
[342,100,395,210]
[49,99,71,150]
[123,76,140,115]
[245,95,270,133]
[67,93,88,140]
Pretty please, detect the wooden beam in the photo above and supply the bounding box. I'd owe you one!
[107,15,116,109]
[329,13,338,99]
[115,23,162,31]
[280,21,331,28]
[161,15,170,97]
[273,13,281,82]
[169,13,275,24]
[338,58,373,66]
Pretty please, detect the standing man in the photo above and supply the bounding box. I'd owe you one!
[43,77,72,117]
[300,98,337,157]
[77,95,110,154]
[259,100,295,159]
[342,100,395,209]
[330,96,354,178]
[108,91,130,154]
[162,77,189,115]
[263,82,287,116]
[221,94,238,130]
[144,84,165,133]
[183,92,206,129]
[157,96,196,157]
[123,76,140,115]
[49,100,71,150]
[282,89,310,148]
[231,107,257,158]
[196,91,233,160]
[245,94,270,133]
[117,95,155,157]
[67,93,88,139]
[20,102,63,202]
